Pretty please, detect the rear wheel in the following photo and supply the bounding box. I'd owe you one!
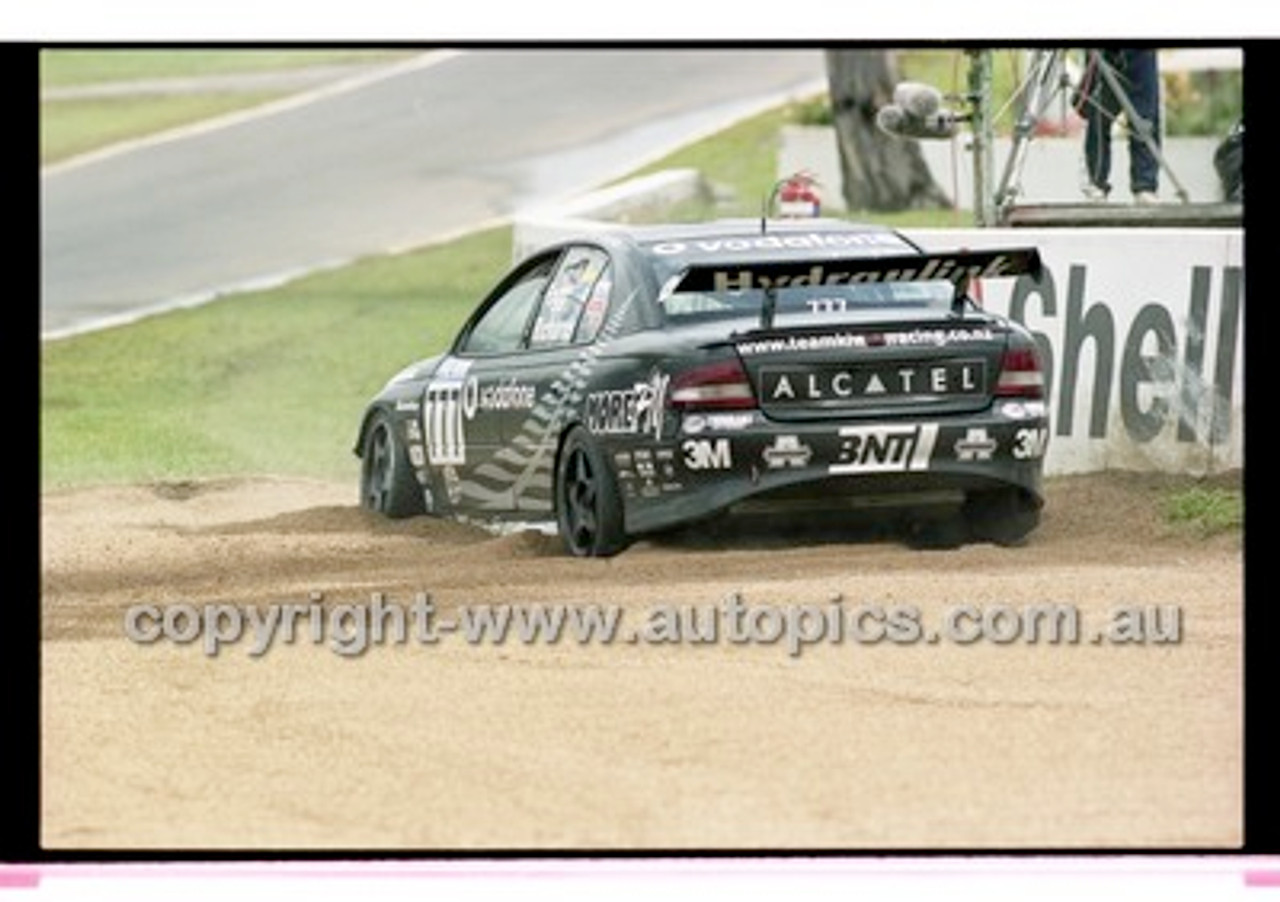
[555,427,628,557]
[360,411,424,518]
[963,488,1041,546]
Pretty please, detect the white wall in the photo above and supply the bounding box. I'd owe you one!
[906,228,1244,475]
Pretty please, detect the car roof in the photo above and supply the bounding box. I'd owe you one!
[588,218,924,282]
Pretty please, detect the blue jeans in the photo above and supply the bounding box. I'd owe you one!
[1082,49,1161,194]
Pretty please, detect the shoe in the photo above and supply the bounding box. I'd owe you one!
[1133,191,1160,205]
[1082,184,1109,202]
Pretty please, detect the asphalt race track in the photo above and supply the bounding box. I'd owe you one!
[41,48,826,335]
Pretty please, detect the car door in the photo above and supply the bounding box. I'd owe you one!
[428,251,559,513]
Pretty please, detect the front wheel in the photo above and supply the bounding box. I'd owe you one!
[360,410,424,518]
[555,427,628,557]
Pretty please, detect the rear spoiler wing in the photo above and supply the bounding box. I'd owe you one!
[670,247,1043,292]
[670,245,1039,327]
[668,247,1043,326]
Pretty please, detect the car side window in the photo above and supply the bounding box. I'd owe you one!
[572,263,613,344]
[528,247,612,348]
[458,257,556,355]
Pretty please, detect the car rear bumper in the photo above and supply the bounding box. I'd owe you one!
[613,400,1048,536]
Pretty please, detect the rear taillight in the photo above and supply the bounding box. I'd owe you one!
[669,359,757,410]
[995,337,1045,398]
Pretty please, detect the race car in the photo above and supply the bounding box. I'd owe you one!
[355,218,1049,556]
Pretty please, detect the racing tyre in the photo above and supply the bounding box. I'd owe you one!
[555,426,628,557]
[360,410,425,519]
[963,488,1041,547]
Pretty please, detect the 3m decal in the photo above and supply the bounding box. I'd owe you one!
[829,424,938,474]
[1012,427,1049,460]
[954,427,997,462]
[761,435,813,469]
[682,438,733,471]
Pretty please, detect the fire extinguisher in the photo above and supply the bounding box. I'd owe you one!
[773,171,821,218]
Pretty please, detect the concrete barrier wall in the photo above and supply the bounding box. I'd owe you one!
[906,228,1244,475]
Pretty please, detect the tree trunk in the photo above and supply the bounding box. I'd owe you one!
[825,49,952,211]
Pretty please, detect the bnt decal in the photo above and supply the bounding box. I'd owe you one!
[830,424,938,474]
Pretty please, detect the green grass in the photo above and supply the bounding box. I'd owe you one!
[39,49,407,88]
[41,92,282,164]
[1163,486,1244,537]
[39,49,410,165]
[41,228,511,488]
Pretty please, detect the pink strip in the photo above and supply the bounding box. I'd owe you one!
[1245,870,1280,887]
[0,868,40,889]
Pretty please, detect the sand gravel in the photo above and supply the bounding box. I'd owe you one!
[40,472,1243,849]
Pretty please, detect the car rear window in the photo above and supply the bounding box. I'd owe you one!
[661,280,955,325]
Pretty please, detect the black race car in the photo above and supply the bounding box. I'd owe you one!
[355,218,1049,556]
